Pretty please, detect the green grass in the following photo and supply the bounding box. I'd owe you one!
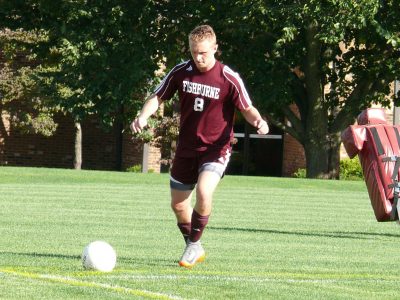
[0,166,399,299]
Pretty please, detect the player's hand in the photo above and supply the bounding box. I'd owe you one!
[254,119,269,135]
[130,117,148,134]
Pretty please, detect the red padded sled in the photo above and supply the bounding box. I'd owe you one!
[341,108,400,221]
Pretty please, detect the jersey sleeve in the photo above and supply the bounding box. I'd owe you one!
[153,61,188,101]
[223,66,253,111]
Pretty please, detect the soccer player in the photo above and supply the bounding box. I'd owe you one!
[130,25,269,268]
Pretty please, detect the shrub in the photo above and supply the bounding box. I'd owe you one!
[340,158,363,180]
[292,158,363,181]
[126,164,142,173]
[293,168,306,178]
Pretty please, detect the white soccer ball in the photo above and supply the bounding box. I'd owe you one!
[82,241,117,272]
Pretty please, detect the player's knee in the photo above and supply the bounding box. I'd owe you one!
[170,201,179,212]
[196,188,212,202]
[194,198,212,216]
[171,201,186,214]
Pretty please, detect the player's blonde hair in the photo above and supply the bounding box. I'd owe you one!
[189,25,217,44]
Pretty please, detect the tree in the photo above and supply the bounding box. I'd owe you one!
[1,1,158,169]
[144,0,400,178]
[0,28,58,137]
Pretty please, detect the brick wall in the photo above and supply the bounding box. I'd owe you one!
[121,132,144,170]
[146,143,164,172]
[1,106,305,176]
[281,104,306,177]
[282,132,306,177]
[0,111,161,172]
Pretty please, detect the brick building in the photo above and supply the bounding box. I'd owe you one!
[0,112,161,172]
[0,108,305,176]
[281,133,305,177]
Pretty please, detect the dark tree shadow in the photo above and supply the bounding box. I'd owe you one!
[208,226,400,240]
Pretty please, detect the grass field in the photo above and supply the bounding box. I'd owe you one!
[0,166,399,299]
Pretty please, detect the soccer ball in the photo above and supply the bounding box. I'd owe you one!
[82,241,117,272]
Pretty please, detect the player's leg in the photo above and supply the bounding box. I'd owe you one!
[178,168,222,268]
[192,146,230,244]
[175,148,230,268]
[192,170,221,238]
[169,155,197,244]
[179,150,229,268]
[170,183,207,268]
[170,187,193,243]
[191,164,223,242]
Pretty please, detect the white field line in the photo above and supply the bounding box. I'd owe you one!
[0,269,187,300]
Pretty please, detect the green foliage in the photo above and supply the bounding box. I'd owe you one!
[3,1,400,178]
[294,158,364,180]
[131,117,161,144]
[0,28,58,136]
[2,1,160,127]
[293,168,307,178]
[1,2,163,168]
[152,115,180,149]
[14,112,57,137]
[132,113,179,165]
[144,0,400,178]
[340,157,364,180]
[125,164,142,173]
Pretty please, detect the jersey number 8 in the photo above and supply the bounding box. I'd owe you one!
[194,97,204,112]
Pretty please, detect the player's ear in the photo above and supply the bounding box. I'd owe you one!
[213,43,218,54]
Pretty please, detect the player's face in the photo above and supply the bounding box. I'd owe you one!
[189,38,218,72]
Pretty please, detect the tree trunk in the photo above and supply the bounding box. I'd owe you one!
[327,132,341,179]
[302,22,339,179]
[74,121,82,170]
[304,132,341,179]
[304,140,329,179]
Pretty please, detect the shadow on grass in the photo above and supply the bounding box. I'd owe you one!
[0,251,80,260]
[208,226,400,240]
[0,251,177,268]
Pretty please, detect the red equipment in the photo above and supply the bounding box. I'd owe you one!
[341,108,400,221]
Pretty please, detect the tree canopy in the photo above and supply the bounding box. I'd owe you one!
[1,0,400,177]
[2,0,158,125]
[144,0,400,178]
[0,28,57,136]
[1,0,160,168]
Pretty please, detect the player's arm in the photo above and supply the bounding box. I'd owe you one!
[241,106,269,135]
[130,94,162,133]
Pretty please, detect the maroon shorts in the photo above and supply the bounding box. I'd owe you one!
[170,147,231,190]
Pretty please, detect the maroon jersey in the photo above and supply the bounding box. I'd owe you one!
[154,60,252,155]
